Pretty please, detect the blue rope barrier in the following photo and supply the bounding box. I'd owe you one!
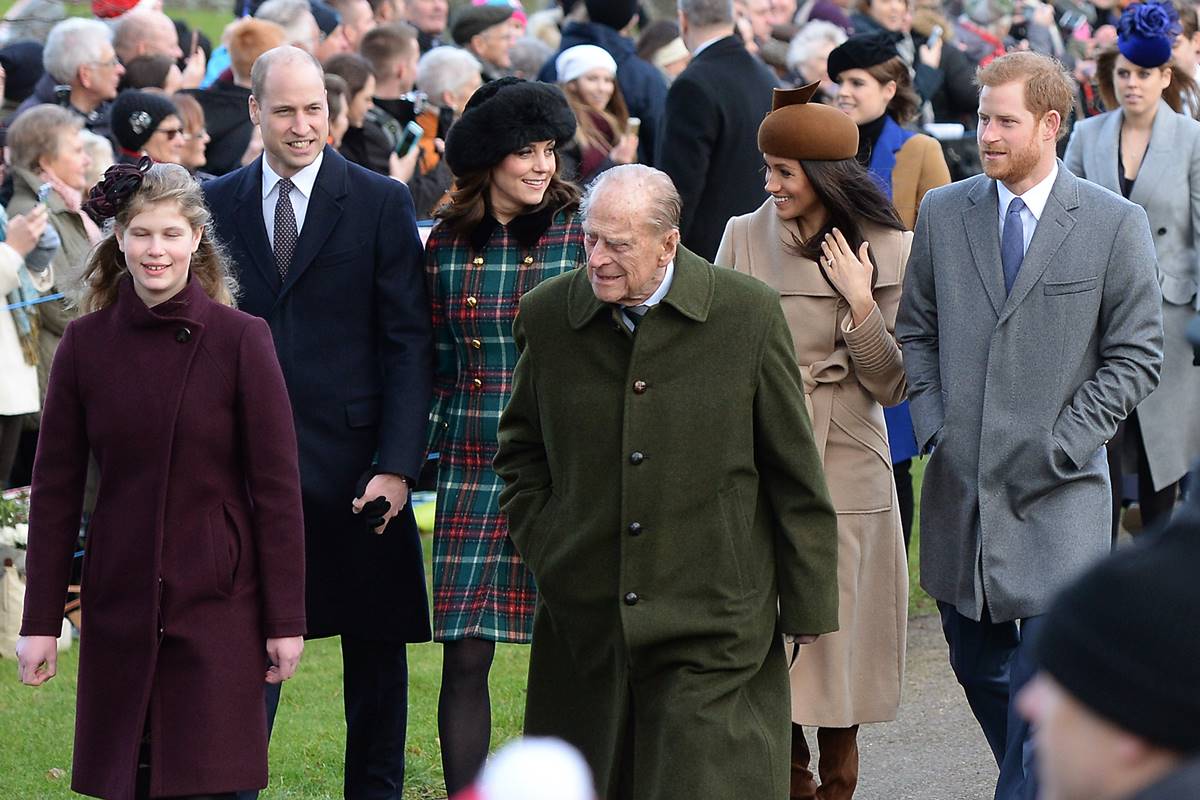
[5,292,64,311]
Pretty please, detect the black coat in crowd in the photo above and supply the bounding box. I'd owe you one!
[184,80,255,177]
[202,146,435,642]
[656,35,777,261]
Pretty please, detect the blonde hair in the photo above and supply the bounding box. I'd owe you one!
[975,51,1075,140]
[562,77,629,156]
[6,104,83,173]
[81,163,237,312]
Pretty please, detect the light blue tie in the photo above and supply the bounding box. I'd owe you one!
[1001,197,1026,296]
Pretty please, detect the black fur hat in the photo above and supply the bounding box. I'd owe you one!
[443,77,577,177]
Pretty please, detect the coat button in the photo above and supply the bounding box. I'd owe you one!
[466,296,478,307]
[175,327,191,343]
[473,257,484,265]
[1157,227,1167,235]
[632,380,647,394]
[629,451,644,465]
[523,256,534,264]
[472,378,483,388]
[471,338,482,349]
[628,521,642,536]
[624,592,639,606]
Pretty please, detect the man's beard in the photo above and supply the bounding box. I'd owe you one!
[980,133,1041,185]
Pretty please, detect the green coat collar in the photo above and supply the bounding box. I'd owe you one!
[566,245,715,330]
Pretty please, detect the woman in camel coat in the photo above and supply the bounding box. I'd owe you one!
[826,31,952,549]
[716,84,910,800]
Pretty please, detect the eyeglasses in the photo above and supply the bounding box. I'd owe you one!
[155,127,185,140]
[90,57,121,68]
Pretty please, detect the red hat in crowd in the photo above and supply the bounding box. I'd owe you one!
[92,0,142,18]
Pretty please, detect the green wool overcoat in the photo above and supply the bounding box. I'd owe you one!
[495,246,839,800]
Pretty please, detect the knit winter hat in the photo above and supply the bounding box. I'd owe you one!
[757,82,859,161]
[555,44,617,84]
[110,90,180,153]
[1035,511,1200,754]
[444,77,576,176]
[585,0,637,31]
[451,4,514,46]
[0,41,44,104]
[310,0,341,36]
[92,0,141,18]
[1117,0,1180,69]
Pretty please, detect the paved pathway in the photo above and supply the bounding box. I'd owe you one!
[805,614,999,800]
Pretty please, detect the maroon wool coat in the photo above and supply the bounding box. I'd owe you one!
[20,276,306,799]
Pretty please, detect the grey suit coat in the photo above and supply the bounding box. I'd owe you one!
[897,163,1164,622]
[1064,103,1200,489]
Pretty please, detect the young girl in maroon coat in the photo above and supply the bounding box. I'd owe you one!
[15,160,307,800]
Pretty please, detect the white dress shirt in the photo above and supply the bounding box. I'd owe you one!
[995,163,1058,258]
[618,260,675,331]
[262,151,324,250]
[691,34,727,57]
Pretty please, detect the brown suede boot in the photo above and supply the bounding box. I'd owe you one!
[815,725,860,800]
[790,724,818,800]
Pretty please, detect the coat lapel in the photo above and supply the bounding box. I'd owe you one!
[279,146,348,299]
[1128,100,1175,209]
[231,158,276,294]
[998,165,1078,323]
[1094,110,1123,194]
[962,177,1006,316]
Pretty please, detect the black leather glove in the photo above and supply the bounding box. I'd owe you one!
[354,465,390,531]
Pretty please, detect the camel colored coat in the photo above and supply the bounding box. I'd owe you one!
[892,134,952,231]
[717,201,911,726]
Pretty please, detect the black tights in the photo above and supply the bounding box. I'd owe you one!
[894,458,914,552]
[438,638,497,796]
[1108,411,1178,546]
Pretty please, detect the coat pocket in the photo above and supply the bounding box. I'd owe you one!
[311,244,365,271]
[1160,272,1198,306]
[826,397,893,514]
[1043,276,1099,295]
[207,504,242,597]
[345,396,381,429]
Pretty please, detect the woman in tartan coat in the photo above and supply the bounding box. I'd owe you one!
[424,77,586,796]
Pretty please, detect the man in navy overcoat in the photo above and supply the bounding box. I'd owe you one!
[203,45,433,799]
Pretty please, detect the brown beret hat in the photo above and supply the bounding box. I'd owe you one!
[757,82,859,162]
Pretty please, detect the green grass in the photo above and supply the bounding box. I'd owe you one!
[2,1,240,44]
[1,465,934,798]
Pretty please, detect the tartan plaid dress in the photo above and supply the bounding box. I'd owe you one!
[425,206,585,642]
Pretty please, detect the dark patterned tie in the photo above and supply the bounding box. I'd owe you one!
[274,177,298,280]
[1001,197,1026,296]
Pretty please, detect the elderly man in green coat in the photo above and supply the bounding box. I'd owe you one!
[495,164,840,800]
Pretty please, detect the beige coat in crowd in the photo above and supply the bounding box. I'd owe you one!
[716,200,911,727]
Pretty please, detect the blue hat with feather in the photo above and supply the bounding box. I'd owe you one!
[1117,1,1182,69]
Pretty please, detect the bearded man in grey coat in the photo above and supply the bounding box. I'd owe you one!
[896,52,1163,800]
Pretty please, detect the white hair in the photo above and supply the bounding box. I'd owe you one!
[416,46,481,105]
[43,17,112,84]
[255,0,318,46]
[582,164,682,233]
[786,21,848,75]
